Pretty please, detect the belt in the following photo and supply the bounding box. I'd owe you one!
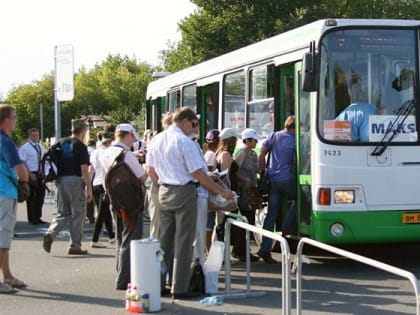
[161,181,199,188]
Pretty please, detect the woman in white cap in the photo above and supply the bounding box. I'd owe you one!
[215,128,259,262]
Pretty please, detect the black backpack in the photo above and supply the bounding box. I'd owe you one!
[189,257,205,293]
[104,149,144,229]
[40,138,74,187]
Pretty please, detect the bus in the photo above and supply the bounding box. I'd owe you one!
[145,18,420,244]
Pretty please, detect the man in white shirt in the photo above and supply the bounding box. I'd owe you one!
[18,128,46,225]
[147,107,234,299]
[99,123,147,291]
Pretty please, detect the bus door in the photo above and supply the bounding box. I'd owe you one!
[294,62,313,236]
[275,64,295,229]
[197,83,219,136]
[147,96,164,132]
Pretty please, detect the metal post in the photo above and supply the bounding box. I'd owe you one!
[54,45,61,140]
[40,104,44,143]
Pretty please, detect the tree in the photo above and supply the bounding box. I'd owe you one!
[6,54,155,143]
[162,0,420,70]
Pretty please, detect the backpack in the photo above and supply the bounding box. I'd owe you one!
[189,257,205,293]
[104,149,144,229]
[40,138,74,186]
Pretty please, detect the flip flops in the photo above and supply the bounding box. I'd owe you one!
[0,282,18,294]
[4,277,27,288]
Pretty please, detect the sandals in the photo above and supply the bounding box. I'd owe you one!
[4,277,27,288]
[0,282,18,294]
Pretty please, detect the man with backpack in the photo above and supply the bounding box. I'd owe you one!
[99,123,147,290]
[42,119,93,255]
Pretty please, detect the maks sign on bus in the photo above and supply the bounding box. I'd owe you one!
[369,115,417,142]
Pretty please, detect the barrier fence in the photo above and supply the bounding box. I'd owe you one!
[223,218,292,315]
[294,237,420,315]
[221,219,420,315]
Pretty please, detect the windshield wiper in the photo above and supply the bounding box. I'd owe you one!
[371,99,416,156]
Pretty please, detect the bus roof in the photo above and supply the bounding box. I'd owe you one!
[147,18,420,99]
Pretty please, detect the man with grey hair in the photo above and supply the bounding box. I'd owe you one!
[147,107,234,299]
[43,119,93,255]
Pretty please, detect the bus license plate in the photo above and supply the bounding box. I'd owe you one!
[402,213,420,224]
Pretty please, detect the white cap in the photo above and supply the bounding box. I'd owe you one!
[219,128,238,140]
[241,128,260,141]
[116,123,140,141]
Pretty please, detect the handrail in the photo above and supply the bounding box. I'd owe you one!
[295,237,420,315]
[224,218,292,315]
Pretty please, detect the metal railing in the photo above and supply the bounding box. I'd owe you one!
[223,218,292,315]
[294,237,420,315]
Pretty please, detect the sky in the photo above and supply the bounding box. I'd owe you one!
[0,0,197,98]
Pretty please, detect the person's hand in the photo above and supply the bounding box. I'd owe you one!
[29,172,37,182]
[220,189,235,200]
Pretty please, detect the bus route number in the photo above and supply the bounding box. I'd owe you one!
[324,149,341,157]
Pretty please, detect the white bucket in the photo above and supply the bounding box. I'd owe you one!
[130,238,163,312]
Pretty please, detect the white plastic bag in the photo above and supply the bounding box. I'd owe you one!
[204,240,225,294]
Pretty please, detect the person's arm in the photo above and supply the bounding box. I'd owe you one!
[258,146,269,172]
[81,164,93,203]
[146,166,159,187]
[192,169,234,200]
[14,163,29,183]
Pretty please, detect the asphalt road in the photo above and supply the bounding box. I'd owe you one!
[2,200,420,314]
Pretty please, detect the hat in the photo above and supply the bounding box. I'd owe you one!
[219,128,238,140]
[116,123,140,141]
[206,129,220,143]
[241,128,260,141]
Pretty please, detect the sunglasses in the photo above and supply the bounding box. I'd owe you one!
[190,120,198,128]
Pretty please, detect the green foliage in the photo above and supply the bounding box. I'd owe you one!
[162,0,420,69]
[6,55,155,143]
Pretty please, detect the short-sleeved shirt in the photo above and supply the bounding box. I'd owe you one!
[0,130,21,199]
[263,130,295,182]
[336,102,377,141]
[19,141,45,172]
[90,145,107,186]
[57,137,90,177]
[147,125,202,185]
[99,142,147,189]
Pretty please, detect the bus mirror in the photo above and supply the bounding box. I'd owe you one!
[302,52,318,92]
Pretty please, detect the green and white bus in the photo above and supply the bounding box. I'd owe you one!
[146,18,420,244]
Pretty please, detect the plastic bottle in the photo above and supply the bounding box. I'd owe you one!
[200,295,224,306]
[125,283,132,311]
[130,285,142,313]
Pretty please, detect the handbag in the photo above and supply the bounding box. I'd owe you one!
[17,180,30,203]
[257,132,275,194]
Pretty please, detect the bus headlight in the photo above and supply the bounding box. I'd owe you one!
[334,190,355,204]
[330,223,344,237]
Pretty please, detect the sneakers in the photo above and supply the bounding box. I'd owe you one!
[90,241,106,248]
[109,238,116,244]
[232,251,260,262]
[43,234,53,253]
[257,249,278,264]
[4,277,27,288]
[68,248,88,255]
[0,282,17,294]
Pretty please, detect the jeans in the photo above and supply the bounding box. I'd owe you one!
[260,179,296,252]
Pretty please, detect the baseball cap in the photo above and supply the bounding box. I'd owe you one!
[219,128,238,140]
[206,129,220,143]
[116,123,140,141]
[241,128,260,141]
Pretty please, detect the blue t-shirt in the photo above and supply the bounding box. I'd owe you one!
[263,130,295,182]
[336,102,377,142]
[0,130,21,199]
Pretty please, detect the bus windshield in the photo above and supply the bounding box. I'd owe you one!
[318,28,418,144]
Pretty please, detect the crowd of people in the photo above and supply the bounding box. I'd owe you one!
[1,104,298,299]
